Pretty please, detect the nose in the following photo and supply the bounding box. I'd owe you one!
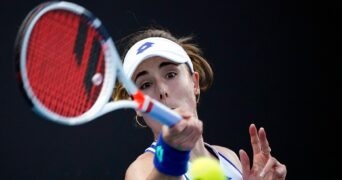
[159,91,168,100]
[156,81,169,101]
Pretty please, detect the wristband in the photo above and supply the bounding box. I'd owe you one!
[153,134,190,176]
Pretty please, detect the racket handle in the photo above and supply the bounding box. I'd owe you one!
[147,99,182,127]
[132,90,182,126]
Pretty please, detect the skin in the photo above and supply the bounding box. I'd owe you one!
[124,57,286,180]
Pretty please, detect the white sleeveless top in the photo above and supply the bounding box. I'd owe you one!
[145,142,242,180]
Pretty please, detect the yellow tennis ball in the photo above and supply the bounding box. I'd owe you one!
[189,157,226,180]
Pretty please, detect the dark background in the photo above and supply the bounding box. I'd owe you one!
[0,0,336,179]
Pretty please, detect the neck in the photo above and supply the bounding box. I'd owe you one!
[189,136,213,161]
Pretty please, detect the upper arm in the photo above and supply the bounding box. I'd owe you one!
[125,153,154,180]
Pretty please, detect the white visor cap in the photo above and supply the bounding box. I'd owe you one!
[123,37,194,79]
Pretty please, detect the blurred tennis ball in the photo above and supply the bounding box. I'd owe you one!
[189,156,226,180]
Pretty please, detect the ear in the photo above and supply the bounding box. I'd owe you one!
[192,72,200,95]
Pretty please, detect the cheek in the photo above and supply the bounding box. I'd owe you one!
[171,79,196,100]
[169,78,186,91]
[142,88,157,99]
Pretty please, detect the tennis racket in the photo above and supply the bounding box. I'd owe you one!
[14,1,182,126]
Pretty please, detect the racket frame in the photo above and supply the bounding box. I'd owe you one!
[17,1,181,126]
[18,2,118,125]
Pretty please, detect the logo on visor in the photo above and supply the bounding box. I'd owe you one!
[136,42,154,55]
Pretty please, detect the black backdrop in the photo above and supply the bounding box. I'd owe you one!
[0,0,336,179]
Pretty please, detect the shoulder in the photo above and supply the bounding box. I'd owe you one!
[125,152,154,180]
[211,145,242,171]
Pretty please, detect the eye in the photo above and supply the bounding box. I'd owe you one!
[139,81,152,90]
[166,72,177,79]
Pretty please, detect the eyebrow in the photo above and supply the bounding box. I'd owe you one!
[134,61,178,82]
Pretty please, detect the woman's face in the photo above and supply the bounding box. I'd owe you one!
[132,57,199,131]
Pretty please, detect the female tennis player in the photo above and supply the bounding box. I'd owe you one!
[113,28,287,180]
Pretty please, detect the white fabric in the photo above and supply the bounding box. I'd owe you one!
[123,37,194,78]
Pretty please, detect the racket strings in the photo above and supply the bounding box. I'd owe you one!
[26,10,105,117]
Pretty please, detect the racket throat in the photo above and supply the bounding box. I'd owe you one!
[132,90,153,113]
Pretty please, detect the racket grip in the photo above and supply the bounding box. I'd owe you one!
[148,99,182,127]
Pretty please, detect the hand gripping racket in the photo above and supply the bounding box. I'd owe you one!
[14,1,182,126]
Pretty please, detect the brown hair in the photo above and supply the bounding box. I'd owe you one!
[113,27,214,101]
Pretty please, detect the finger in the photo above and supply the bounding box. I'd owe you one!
[249,123,261,154]
[167,110,192,135]
[176,120,202,147]
[177,130,198,150]
[259,157,277,177]
[239,149,251,179]
[275,162,287,178]
[260,157,287,178]
[168,120,187,134]
[162,122,186,147]
[168,118,202,150]
[259,127,271,156]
